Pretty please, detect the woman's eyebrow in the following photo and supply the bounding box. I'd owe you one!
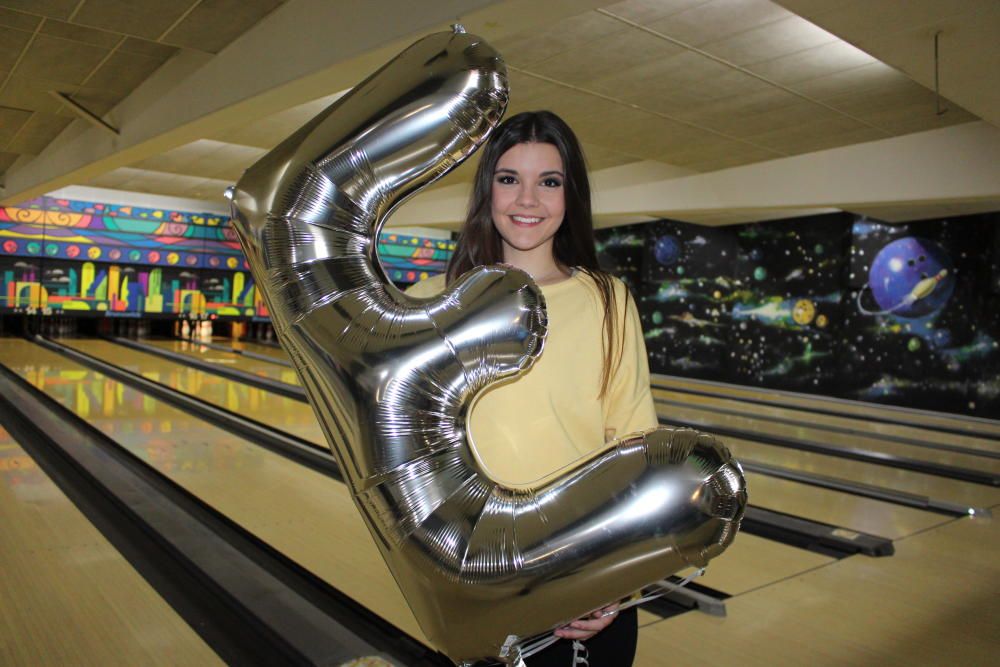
[494,168,564,177]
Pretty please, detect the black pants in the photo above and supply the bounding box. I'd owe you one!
[524,607,638,667]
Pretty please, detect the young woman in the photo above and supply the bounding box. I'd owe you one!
[406,110,656,666]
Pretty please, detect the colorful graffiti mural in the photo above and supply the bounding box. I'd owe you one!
[1,196,455,317]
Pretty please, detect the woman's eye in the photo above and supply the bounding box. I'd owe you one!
[496,175,517,185]
[542,178,563,188]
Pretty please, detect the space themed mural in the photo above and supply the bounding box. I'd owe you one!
[596,211,1000,419]
[841,217,999,416]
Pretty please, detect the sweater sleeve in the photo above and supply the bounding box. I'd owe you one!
[604,280,658,441]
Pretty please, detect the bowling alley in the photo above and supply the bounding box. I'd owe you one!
[0,1,997,666]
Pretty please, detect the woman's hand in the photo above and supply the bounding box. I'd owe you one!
[554,603,620,641]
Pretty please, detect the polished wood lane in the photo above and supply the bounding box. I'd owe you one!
[636,515,998,665]
[141,338,301,385]
[65,339,850,617]
[0,422,221,666]
[62,339,322,445]
[66,339,949,543]
[655,396,1000,474]
[0,339,427,645]
[654,374,1000,439]
[51,342,860,620]
[744,473,949,539]
[689,533,833,597]
[716,434,1000,509]
[654,387,999,456]
[227,337,290,361]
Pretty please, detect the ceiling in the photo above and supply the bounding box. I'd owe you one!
[0,0,286,179]
[1,0,998,227]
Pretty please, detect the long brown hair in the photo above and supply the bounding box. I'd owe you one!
[447,110,628,399]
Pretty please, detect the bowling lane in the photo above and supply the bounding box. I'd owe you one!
[141,338,301,386]
[0,339,426,645]
[177,340,958,535]
[718,432,1000,509]
[61,339,323,446]
[654,387,999,456]
[0,423,221,666]
[654,374,1000,439]
[72,338,949,540]
[636,516,998,665]
[655,395,1000,475]
[744,473,947,539]
[228,338,290,362]
[687,533,832,599]
[61,341,850,607]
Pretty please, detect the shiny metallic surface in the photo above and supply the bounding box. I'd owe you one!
[228,29,746,665]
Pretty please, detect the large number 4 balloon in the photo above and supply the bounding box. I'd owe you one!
[228,26,746,666]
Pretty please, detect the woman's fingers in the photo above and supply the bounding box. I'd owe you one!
[554,604,621,639]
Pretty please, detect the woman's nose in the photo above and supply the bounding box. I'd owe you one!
[516,184,539,207]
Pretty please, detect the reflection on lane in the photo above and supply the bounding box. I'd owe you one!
[62,339,322,445]
[143,338,301,385]
[0,338,424,642]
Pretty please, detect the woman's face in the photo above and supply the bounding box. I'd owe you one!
[490,141,566,262]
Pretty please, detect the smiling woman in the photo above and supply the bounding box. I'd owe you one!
[406,111,658,666]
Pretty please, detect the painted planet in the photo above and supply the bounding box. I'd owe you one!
[109,248,122,260]
[167,252,180,265]
[3,240,18,254]
[653,235,681,266]
[129,250,141,262]
[676,266,685,276]
[227,257,239,269]
[26,242,40,255]
[869,237,955,318]
[209,256,220,267]
[815,314,828,328]
[87,246,101,259]
[66,245,80,258]
[792,299,816,325]
[185,255,198,266]
[148,251,161,263]
[814,244,825,255]
[651,311,663,325]
[753,266,767,281]
[907,337,922,352]
[45,243,59,256]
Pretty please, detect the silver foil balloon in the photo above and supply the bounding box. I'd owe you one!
[228,26,746,666]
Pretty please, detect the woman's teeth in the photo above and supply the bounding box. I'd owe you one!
[512,215,543,225]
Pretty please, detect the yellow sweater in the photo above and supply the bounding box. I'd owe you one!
[405,270,657,485]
